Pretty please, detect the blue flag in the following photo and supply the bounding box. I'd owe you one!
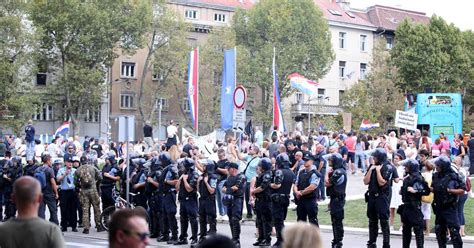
[221,48,236,130]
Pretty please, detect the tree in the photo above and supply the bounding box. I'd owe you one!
[137,0,189,125]
[461,30,474,130]
[233,0,334,126]
[391,16,470,93]
[342,39,404,130]
[29,0,150,135]
[0,2,38,133]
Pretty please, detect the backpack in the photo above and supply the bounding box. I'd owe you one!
[34,167,48,190]
[80,166,95,189]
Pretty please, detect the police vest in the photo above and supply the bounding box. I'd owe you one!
[158,165,178,193]
[255,172,272,199]
[432,172,460,209]
[401,174,424,203]
[145,168,162,195]
[368,162,392,194]
[101,164,115,185]
[225,173,245,198]
[327,168,347,197]
[297,169,317,199]
[178,171,199,200]
[273,169,295,195]
[199,173,218,199]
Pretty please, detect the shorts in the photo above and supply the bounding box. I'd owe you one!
[421,202,431,220]
[347,152,355,163]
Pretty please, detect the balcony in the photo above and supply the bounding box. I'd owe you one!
[291,103,343,116]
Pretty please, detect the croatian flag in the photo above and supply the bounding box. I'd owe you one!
[54,121,70,137]
[360,119,380,131]
[188,48,199,134]
[288,73,319,95]
[272,48,286,133]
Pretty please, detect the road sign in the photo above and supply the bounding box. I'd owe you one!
[232,108,246,132]
[233,85,247,109]
[394,110,418,131]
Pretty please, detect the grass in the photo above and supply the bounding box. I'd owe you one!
[287,197,474,234]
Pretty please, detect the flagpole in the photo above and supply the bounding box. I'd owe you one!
[196,47,199,137]
[272,47,275,132]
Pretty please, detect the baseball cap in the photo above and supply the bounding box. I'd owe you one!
[227,162,239,170]
[302,152,315,161]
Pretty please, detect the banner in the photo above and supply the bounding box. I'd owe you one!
[394,110,418,131]
[220,48,236,130]
[187,48,199,134]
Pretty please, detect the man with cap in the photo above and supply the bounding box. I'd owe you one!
[222,162,246,247]
[363,148,397,248]
[293,152,320,226]
[57,156,78,232]
[100,155,120,211]
[197,159,219,243]
[398,159,430,248]
[325,153,347,248]
[251,158,273,246]
[175,158,200,246]
[431,156,466,248]
[270,153,296,248]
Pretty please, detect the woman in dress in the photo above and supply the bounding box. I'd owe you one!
[390,153,405,231]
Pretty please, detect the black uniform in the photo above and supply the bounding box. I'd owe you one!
[366,148,396,248]
[222,163,246,247]
[326,154,347,248]
[3,158,23,220]
[100,160,118,211]
[271,154,296,248]
[145,157,163,239]
[158,156,179,244]
[254,165,273,246]
[398,159,429,248]
[295,157,320,226]
[432,157,465,248]
[198,161,218,242]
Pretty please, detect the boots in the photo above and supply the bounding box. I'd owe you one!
[367,218,378,247]
[380,219,390,248]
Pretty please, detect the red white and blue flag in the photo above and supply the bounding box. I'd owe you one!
[360,119,380,131]
[288,73,319,95]
[272,48,286,133]
[188,48,199,134]
[54,121,70,137]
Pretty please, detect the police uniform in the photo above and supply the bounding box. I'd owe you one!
[253,158,273,246]
[157,153,179,244]
[3,157,23,220]
[222,162,246,247]
[294,153,320,226]
[325,153,347,248]
[100,157,118,211]
[74,161,103,234]
[398,159,430,248]
[145,157,163,239]
[57,162,78,231]
[198,160,218,242]
[366,148,396,248]
[271,154,296,248]
[175,158,200,246]
[432,157,465,248]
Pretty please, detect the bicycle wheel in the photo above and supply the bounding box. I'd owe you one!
[100,206,116,231]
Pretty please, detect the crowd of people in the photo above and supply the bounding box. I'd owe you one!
[0,119,473,248]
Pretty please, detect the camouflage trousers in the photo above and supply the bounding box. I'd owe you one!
[79,188,101,230]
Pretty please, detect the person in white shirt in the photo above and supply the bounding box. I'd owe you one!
[166,120,178,149]
[254,126,264,147]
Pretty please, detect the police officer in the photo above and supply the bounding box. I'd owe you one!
[144,155,162,239]
[270,153,295,248]
[398,159,430,248]
[198,160,218,243]
[100,155,120,211]
[293,152,320,226]
[23,158,39,177]
[252,158,273,246]
[324,153,347,248]
[175,158,200,246]
[222,162,246,247]
[157,152,180,244]
[364,148,397,248]
[130,158,148,209]
[431,156,465,248]
[3,156,23,220]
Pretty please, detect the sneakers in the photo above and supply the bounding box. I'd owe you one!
[97,226,106,232]
[167,237,178,245]
[82,229,89,234]
[71,228,78,232]
[222,215,229,222]
[157,235,169,242]
[174,238,188,245]
[253,240,264,246]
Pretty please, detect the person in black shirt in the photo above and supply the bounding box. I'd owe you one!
[252,158,273,246]
[222,162,246,248]
[90,140,103,159]
[467,131,474,175]
[198,160,218,243]
[38,154,59,225]
[143,121,153,152]
[215,149,229,219]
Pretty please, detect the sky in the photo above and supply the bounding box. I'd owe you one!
[350,0,474,31]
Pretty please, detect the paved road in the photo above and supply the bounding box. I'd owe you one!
[64,221,443,248]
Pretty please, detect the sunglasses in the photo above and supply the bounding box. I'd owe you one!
[123,229,150,241]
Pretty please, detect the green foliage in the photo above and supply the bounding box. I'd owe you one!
[29,0,151,135]
[0,1,37,132]
[233,0,334,126]
[391,16,470,93]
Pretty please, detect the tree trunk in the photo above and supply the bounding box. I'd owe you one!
[138,31,156,125]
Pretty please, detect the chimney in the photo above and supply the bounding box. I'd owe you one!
[336,0,351,11]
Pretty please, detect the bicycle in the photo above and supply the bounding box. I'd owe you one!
[99,188,138,231]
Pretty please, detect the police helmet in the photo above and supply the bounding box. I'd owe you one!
[369,148,387,163]
[12,156,22,166]
[258,158,272,171]
[324,153,344,169]
[182,158,195,170]
[432,156,452,173]
[276,153,290,169]
[205,159,216,173]
[159,152,172,166]
[400,159,420,175]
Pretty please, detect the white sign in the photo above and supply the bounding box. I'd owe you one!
[118,116,135,142]
[233,86,247,109]
[394,110,418,131]
[232,108,246,132]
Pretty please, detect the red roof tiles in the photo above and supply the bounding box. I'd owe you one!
[366,5,430,31]
[314,0,375,28]
[180,0,254,10]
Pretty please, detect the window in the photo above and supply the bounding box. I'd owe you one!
[317,89,326,104]
[339,90,345,102]
[32,103,54,121]
[360,63,367,80]
[182,97,190,112]
[328,9,342,16]
[339,61,346,78]
[386,36,393,49]
[214,13,226,23]
[346,11,355,18]
[295,92,303,104]
[36,73,47,85]
[120,94,135,109]
[185,10,198,19]
[84,109,100,123]
[156,98,169,110]
[121,62,136,78]
[360,35,367,52]
[339,32,346,49]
